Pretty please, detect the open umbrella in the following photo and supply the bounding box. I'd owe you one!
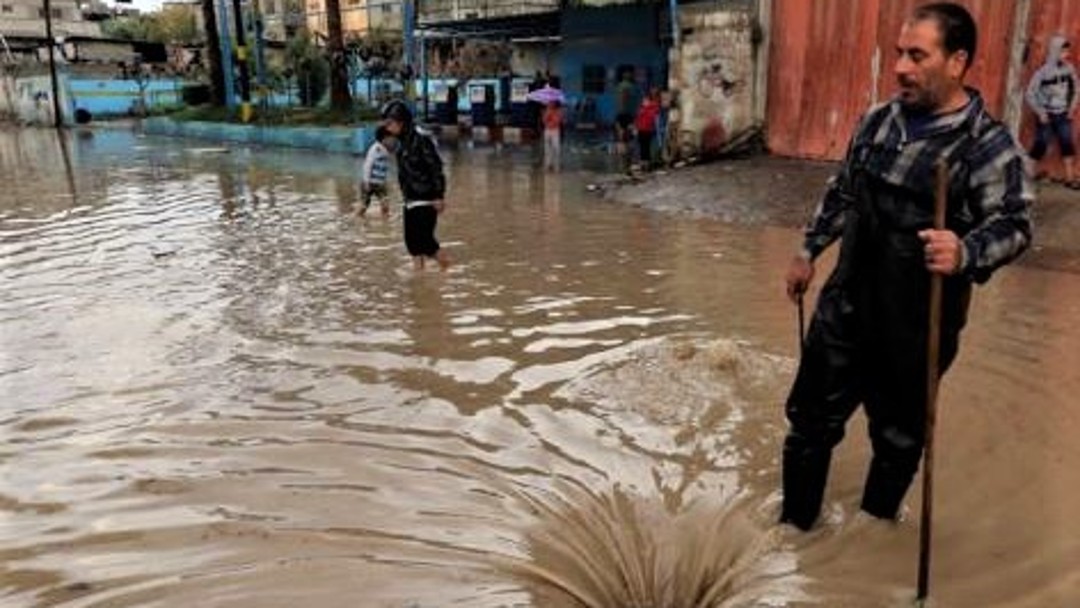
[526,85,565,105]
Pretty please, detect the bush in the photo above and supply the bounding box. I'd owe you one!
[181,84,211,106]
[286,33,329,107]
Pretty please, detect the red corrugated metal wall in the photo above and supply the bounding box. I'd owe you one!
[1020,0,1080,176]
[768,0,1020,160]
[767,0,881,159]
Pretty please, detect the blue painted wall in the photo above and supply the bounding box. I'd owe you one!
[70,78,301,117]
[555,43,665,126]
[69,79,185,116]
[555,5,667,127]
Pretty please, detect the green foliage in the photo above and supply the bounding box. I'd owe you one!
[101,7,201,44]
[285,33,329,107]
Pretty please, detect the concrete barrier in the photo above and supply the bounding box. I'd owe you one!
[142,117,376,155]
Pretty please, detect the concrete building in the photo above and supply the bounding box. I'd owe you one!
[306,0,403,41]
[419,0,558,22]
[258,0,304,43]
[0,0,102,40]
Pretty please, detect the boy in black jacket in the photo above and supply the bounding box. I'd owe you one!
[382,100,450,271]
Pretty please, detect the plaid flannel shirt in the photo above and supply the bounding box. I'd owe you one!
[802,90,1033,283]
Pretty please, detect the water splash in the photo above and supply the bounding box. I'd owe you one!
[498,483,804,608]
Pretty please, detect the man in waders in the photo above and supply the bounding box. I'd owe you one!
[780,2,1033,531]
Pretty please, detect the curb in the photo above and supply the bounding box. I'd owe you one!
[142,117,376,155]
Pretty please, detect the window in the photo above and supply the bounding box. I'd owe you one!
[1,5,12,14]
[52,8,62,18]
[582,65,605,94]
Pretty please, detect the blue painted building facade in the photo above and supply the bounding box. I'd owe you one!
[555,4,668,127]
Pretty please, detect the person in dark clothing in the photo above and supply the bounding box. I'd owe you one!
[382,100,450,271]
[780,3,1033,532]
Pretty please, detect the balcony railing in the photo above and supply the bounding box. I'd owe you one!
[419,0,560,23]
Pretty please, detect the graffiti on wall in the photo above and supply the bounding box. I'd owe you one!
[0,76,14,120]
[671,9,756,157]
[9,75,72,126]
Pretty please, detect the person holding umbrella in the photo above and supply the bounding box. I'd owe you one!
[528,84,566,172]
[779,2,1032,533]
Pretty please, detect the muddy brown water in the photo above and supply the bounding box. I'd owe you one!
[1,127,1077,607]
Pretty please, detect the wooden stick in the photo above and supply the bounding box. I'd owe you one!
[917,160,949,602]
[797,292,805,357]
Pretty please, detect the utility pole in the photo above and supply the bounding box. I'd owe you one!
[42,0,64,128]
[252,0,268,94]
[217,0,237,110]
[232,0,253,121]
[403,0,414,102]
[201,0,226,105]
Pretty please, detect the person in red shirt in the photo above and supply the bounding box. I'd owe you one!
[542,101,564,172]
[635,88,661,170]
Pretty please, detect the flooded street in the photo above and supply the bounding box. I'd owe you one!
[2,126,1078,607]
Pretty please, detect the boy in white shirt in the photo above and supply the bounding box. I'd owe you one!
[359,126,393,217]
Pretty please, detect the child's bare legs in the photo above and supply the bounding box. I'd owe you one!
[412,251,449,272]
[1064,155,1076,184]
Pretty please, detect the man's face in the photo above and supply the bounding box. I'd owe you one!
[894,18,968,112]
[385,118,403,136]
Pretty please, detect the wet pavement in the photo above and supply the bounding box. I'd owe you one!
[1,125,1078,607]
[604,155,1080,273]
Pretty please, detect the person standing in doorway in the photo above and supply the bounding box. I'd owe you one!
[780,2,1033,531]
[1026,35,1079,188]
[382,100,450,271]
[542,100,563,172]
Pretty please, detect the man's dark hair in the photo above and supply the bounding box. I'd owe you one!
[913,2,978,70]
[375,125,391,142]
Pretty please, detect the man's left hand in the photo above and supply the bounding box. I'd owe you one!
[918,229,964,275]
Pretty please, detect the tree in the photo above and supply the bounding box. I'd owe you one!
[323,0,352,111]
[100,7,200,45]
[156,6,201,45]
[200,0,226,106]
[286,33,329,107]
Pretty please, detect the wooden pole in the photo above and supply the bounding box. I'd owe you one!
[917,160,949,602]
[42,0,63,128]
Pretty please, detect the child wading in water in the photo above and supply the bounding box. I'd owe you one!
[359,125,393,217]
[382,100,450,271]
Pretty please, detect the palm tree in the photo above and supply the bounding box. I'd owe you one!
[324,0,352,110]
[200,0,226,106]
